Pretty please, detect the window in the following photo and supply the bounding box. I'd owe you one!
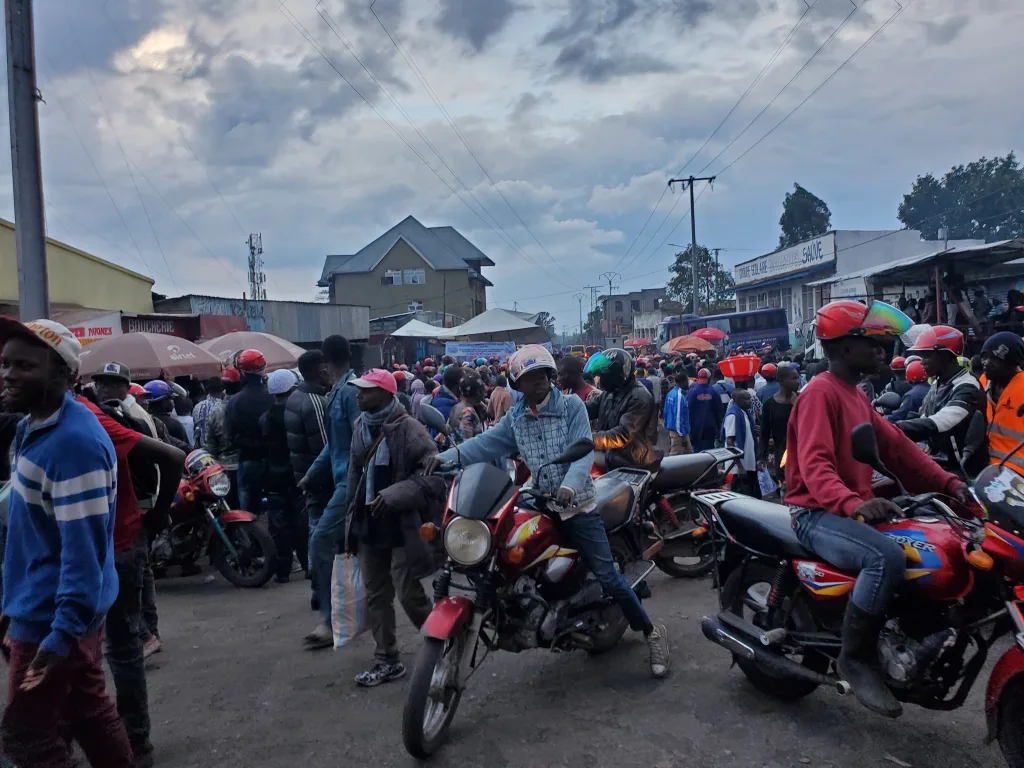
[382,269,402,286]
[630,300,640,312]
[404,269,425,285]
[614,300,624,311]
[737,295,747,312]
[408,300,423,312]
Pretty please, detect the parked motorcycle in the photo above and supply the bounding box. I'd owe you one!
[401,411,661,758]
[697,421,1024,767]
[151,450,276,588]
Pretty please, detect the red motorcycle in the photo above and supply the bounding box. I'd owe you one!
[698,422,1024,767]
[401,435,662,758]
[151,450,276,588]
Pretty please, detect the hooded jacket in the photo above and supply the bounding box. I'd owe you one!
[284,381,330,500]
[587,379,663,470]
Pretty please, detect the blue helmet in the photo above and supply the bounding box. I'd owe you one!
[143,379,173,402]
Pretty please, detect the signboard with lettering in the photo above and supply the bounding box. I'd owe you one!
[444,342,517,362]
[65,312,123,346]
[734,233,836,287]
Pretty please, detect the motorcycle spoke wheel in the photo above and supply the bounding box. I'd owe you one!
[403,635,465,758]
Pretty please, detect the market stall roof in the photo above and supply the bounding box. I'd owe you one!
[806,239,1024,288]
[390,318,445,338]
[441,308,543,338]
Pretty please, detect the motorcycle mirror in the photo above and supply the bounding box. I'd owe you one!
[418,404,449,435]
[850,422,883,470]
[874,391,902,411]
[549,438,595,466]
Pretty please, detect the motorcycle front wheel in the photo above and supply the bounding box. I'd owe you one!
[998,677,1024,768]
[212,522,276,588]
[402,634,465,759]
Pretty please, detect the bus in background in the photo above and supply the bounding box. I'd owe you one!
[656,308,790,351]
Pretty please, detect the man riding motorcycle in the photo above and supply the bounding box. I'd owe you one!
[583,348,662,470]
[895,325,985,476]
[785,300,972,719]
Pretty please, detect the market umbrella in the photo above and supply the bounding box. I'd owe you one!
[661,335,714,354]
[624,337,651,347]
[201,331,304,372]
[690,327,728,343]
[79,333,223,380]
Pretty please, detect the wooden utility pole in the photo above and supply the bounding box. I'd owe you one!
[668,175,715,315]
[6,0,48,319]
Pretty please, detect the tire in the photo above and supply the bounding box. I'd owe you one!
[586,538,632,655]
[998,678,1024,768]
[651,499,716,579]
[723,562,829,701]
[212,522,276,588]
[402,635,465,759]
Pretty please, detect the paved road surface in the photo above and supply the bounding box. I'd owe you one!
[7,567,1001,768]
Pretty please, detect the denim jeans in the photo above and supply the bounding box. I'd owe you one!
[104,537,152,758]
[237,460,266,515]
[311,487,349,625]
[561,511,653,634]
[793,509,906,615]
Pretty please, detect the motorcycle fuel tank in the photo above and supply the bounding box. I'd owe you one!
[499,509,580,583]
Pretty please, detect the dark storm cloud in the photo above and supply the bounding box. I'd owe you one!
[921,14,970,46]
[434,0,522,53]
[552,40,675,83]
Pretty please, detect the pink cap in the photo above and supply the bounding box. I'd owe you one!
[348,368,397,394]
[697,368,711,382]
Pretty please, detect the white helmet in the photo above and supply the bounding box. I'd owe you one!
[507,344,556,383]
[267,369,297,395]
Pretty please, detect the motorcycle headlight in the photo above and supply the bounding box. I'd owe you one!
[443,517,491,566]
[208,471,231,498]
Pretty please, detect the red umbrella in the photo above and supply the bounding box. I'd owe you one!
[624,337,651,347]
[690,327,728,343]
[661,335,714,354]
[79,333,223,380]
[201,331,304,373]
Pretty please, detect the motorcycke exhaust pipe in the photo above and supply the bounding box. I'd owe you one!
[701,614,852,696]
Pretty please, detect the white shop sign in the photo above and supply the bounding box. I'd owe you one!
[734,233,836,287]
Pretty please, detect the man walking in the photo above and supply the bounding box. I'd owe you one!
[226,349,274,514]
[300,336,359,648]
[262,370,306,583]
[0,317,135,768]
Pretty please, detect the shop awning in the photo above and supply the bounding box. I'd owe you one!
[390,319,446,338]
[738,264,833,290]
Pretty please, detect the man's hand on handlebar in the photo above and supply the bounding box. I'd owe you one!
[554,486,575,508]
[422,455,451,475]
[852,498,904,523]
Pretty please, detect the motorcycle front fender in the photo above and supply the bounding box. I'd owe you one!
[218,510,256,524]
[421,597,474,640]
[986,644,1024,742]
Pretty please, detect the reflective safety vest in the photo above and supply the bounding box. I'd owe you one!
[980,372,1024,475]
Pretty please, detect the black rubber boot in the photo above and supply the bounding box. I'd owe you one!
[837,602,903,718]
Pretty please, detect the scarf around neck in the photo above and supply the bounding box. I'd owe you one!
[360,396,400,504]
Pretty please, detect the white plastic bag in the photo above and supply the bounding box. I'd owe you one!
[330,553,367,648]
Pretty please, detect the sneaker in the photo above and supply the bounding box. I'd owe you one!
[304,623,333,650]
[143,636,163,659]
[647,623,670,678]
[355,661,407,687]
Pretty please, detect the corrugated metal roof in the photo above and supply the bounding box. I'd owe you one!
[320,255,354,283]
[428,226,495,266]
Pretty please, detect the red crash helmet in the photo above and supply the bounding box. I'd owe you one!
[890,356,906,370]
[221,366,241,384]
[423,357,434,365]
[908,324,964,356]
[761,363,777,377]
[814,300,911,341]
[128,383,147,397]
[906,360,928,384]
[235,349,267,374]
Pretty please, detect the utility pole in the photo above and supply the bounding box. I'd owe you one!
[598,271,620,340]
[6,0,48,319]
[574,292,585,342]
[668,175,715,315]
[247,234,266,301]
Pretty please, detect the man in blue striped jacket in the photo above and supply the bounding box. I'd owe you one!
[0,317,134,768]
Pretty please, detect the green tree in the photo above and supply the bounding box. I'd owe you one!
[779,183,832,248]
[897,152,1024,241]
[534,311,556,337]
[666,244,735,314]
[584,306,603,343]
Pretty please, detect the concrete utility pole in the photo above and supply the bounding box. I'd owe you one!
[6,0,48,320]
[712,248,721,308]
[668,175,715,316]
[574,292,585,341]
[598,271,619,340]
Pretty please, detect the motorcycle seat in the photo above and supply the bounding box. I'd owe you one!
[717,498,814,559]
[649,453,717,492]
[593,475,635,531]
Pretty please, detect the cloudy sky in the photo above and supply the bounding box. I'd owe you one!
[2,0,1020,330]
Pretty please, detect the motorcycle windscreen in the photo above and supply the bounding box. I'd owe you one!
[452,462,515,520]
[976,464,1024,530]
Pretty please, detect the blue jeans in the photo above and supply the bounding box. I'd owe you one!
[237,460,266,515]
[793,510,906,615]
[311,487,348,625]
[561,511,653,634]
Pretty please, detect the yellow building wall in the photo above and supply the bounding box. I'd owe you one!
[0,218,154,312]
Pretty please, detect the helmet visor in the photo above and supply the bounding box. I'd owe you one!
[858,301,913,338]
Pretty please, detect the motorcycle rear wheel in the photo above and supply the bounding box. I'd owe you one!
[403,635,464,759]
[651,500,715,578]
[998,677,1024,768]
[724,562,830,701]
[586,538,632,654]
[212,522,276,588]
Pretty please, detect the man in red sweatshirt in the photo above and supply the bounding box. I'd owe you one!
[786,299,972,720]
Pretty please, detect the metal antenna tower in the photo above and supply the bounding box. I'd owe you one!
[247,233,267,300]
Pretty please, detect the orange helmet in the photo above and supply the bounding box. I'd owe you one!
[906,360,928,384]
[235,349,267,374]
[907,325,964,356]
[890,356,906,370]
[814,300,911,341]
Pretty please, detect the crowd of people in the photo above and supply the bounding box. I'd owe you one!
[5,296,1024,766]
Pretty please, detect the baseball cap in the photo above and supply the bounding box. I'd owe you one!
[348,368,397,394]
[94,361,131,384]
[0,316,82,373]
[267,369,298,395]
[697,368,711,382]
